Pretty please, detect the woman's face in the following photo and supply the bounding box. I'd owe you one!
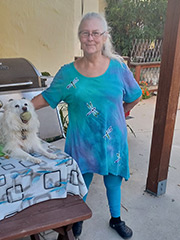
[79,18,107,56]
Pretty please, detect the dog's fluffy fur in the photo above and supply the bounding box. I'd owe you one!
[0,99,57,163]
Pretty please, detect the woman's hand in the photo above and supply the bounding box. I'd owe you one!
[123,96,141,113]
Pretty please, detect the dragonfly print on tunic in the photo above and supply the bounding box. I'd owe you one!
[114,152,121,165]
[86,102,99,117]
[103,126,113,139]
[66,77,79,89]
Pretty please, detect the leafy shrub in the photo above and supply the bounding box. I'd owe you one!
[105,0,168,56]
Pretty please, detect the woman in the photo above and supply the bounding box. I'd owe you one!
[32,12,142,239]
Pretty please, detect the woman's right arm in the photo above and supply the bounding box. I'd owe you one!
[31,94,49,110]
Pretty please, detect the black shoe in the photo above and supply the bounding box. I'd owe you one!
[72,221,83,238]
[109,219,133,239]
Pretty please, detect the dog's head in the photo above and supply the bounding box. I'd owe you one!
[3,98,39,131]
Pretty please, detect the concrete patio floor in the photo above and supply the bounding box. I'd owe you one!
[21,95,180,240]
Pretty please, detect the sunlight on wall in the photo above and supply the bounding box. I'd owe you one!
[0,0,106,75]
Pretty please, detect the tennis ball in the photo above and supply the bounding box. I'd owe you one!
[20,111,32,122]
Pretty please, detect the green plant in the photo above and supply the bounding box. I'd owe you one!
[127,124,136,137]
[41,71,51,76]
[105,0,168,56]
[140,81,151,99]
[59,103,69,135]
[0,144,5,157]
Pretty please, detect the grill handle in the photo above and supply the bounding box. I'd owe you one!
[0,81,33,88]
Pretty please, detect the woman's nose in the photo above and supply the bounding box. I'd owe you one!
[87,33,94,40]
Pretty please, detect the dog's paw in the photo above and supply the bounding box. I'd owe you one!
[29,157,42,164]
[46,153,58,159]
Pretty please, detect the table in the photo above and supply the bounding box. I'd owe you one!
[0,142,88,221]
[0,195,92,240]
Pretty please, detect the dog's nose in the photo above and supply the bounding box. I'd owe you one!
[22,106,27,112]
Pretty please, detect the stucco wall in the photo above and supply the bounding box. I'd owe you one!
[99,0,107,15]
[0,0,106,75]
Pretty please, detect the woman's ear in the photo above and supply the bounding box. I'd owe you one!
[103,32,108,43]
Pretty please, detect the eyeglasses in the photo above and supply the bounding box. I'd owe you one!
[79,31,106,39]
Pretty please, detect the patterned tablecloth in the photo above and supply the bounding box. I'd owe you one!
[0,142,87,221]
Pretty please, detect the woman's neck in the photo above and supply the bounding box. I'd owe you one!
[83,52,104,64]
[74,54,110,78]
[82,52,110,68]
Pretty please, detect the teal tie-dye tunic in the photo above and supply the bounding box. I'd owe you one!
[42,59,142,180]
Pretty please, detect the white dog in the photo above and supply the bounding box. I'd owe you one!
[0,98,57,163]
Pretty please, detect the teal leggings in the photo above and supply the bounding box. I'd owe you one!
[82,173,123,218]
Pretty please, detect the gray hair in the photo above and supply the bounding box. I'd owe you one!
[78,12,123,63]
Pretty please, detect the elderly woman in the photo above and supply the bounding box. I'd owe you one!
[32,12,142,239]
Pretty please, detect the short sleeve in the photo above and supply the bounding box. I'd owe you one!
[122,64,142,103]
[42,67,67,108]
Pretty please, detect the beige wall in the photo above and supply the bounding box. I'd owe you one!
[99,0,107,15]
[83,0,99,14]
[0,0,106,76]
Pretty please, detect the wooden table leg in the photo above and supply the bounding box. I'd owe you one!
[66,229,75,240]
[55,225,75,240]
[30,234,41,240]
[57,229,74,240]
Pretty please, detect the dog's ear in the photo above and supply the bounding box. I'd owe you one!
[8,99,13,102]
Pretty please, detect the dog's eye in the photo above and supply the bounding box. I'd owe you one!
[15,105,20,108]
[24,103,28,106]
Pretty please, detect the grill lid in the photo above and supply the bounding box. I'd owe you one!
[0,58,42,91]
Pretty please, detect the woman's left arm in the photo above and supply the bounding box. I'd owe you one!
[123,96,141,113]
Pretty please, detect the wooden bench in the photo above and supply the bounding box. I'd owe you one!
[0,195,92,240]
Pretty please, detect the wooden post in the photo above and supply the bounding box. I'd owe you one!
[134,65,141,84]
[146,0,180,196]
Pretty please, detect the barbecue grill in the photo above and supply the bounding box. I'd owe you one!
[0,57,48,107]
[0,57,65,140]
[0,58,45,91]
